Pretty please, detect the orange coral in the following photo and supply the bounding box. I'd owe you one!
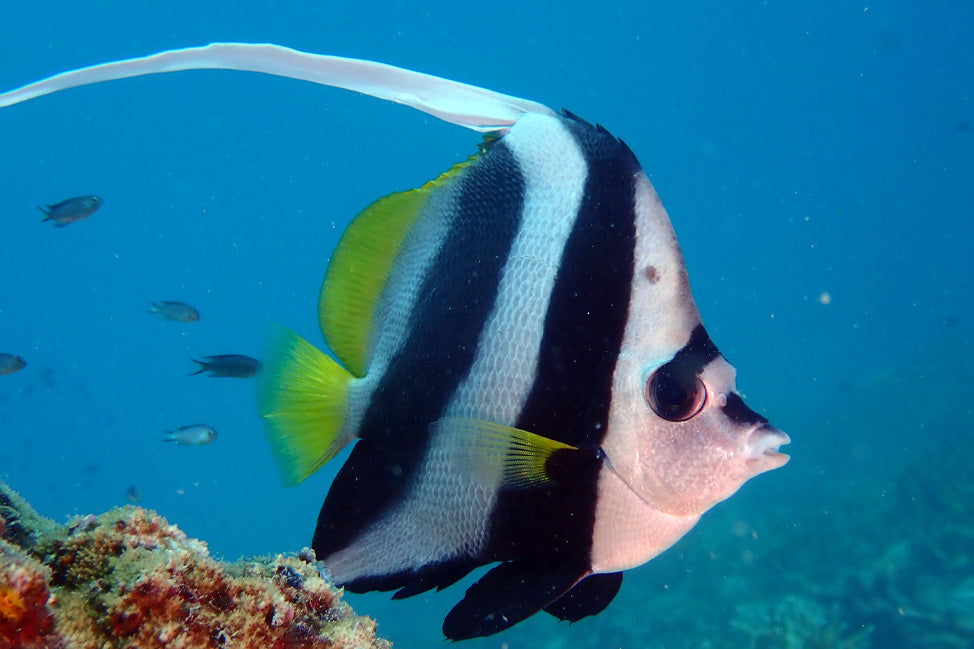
[0,586,24,622]
[0,552,55,649]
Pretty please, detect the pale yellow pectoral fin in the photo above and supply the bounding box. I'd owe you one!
[430,417,577,489]
[258,325,355,486]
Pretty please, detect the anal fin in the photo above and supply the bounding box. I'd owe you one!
[543,571,623,622]
[442,561,588,640]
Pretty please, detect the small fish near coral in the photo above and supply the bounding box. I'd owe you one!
[0,354,26,376]
[38,194,101,227]
[190,354,262,378]
[0,44,792,640]
[148,300,199,322]
[124,485,142,503]
[163,425,216,446]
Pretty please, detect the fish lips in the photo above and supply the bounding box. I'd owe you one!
[744,424,791,473]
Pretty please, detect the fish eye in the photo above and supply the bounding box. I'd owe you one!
[645,366,706,422]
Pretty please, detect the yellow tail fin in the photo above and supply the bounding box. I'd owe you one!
[258,326,355,486]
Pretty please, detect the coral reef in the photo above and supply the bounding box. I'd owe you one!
[0,480,391,649]
[731,595,871,649]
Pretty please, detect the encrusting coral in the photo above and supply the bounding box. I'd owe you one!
[0,479,391,649]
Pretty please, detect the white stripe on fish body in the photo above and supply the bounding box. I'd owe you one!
[447,113,587,423]
[327,114,591,583]
[329,183,482,579]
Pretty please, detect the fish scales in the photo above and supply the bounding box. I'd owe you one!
[317,138,527,569]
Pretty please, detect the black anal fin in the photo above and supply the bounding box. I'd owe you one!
[442,561,587,640]
[543,571,623,622]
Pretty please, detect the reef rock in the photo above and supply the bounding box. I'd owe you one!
[0,480,391,649]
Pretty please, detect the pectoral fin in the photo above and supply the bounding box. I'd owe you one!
[430,417,578,489]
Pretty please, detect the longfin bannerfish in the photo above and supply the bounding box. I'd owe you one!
[0,44,791,640]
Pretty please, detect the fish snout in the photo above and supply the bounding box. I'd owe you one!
[743,424,790,473]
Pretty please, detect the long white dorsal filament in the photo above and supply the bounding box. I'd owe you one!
[0,42,553,132]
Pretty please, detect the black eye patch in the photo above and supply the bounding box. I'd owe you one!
[721,392,769,426]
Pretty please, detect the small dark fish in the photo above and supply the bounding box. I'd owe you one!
[0,353,26,375]
[125,485,142,503]
[164,424,217,446]
[38,195,102,227]
[191,354,262,378]
[149,301,200,322]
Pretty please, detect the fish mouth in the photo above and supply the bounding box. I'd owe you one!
[744,424,791,473]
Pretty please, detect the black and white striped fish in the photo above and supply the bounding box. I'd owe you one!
[0,44,791,640]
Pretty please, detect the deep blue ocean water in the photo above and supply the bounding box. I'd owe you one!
[1,2,971,647]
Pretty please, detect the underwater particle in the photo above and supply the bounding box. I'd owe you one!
[124,485,142,504]
[191,354,262,378]
[38,195,102,227]
[819,291,832,305]
[0,477,391,649]
[149,301,200,322]
[0,354,26,376]
[163,425,217,446]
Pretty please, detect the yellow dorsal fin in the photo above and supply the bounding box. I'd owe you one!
[318,154,479,377]
[430,417,577,489]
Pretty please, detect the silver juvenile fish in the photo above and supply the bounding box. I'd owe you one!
[0,44,791,641]
[0,353,27,375]
[190,354,262,378]
[163,425,217,446]
[39,195,101,227]
[149,301,200,322]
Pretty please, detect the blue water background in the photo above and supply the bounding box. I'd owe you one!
[1,2,971,647]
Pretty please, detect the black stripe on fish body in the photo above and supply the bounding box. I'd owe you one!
[483,115,641,566]
[312,140,527,562]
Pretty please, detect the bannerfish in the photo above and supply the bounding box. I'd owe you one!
[190,354,262,378]
[38,194,101,227]
[149,300,200,322]
[0,44,791,640]
[0,353,27,375]
[163,424,217,446]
